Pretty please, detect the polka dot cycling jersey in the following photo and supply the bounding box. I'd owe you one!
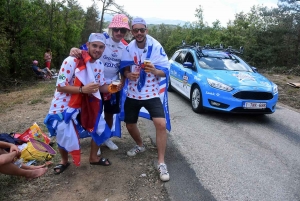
[48,56,105,114]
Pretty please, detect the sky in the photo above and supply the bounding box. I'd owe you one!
[77,0,279,26]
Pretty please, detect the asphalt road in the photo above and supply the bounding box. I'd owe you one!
[144,92,300,201]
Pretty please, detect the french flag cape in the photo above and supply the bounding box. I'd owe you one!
[78,37,125,141]
[119,35,171,131]
[60,52,111,166]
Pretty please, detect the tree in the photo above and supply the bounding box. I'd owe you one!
[94,0,131,32]
[194,5,205,29]
[0,0,86,86]
[277,0,300,65]
[81,4,100,43]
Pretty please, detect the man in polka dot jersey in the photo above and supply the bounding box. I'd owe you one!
[45,33,112,174]
[120,18,171,182]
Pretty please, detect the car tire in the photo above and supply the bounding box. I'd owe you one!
[190,85,204,113]
[167,78,173,92]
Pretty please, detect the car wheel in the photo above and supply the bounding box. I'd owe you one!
[190,85,204,113]
[167,78,173,92]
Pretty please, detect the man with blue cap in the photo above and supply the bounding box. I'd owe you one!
[120,17,171,182]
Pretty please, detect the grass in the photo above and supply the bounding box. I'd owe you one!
[0,80,59,200]
[0,81,56,113]
[28,98,47,105]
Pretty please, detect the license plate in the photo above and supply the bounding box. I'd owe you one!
[243,102,266,109]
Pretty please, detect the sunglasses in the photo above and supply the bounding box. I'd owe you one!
[132,28,147,34]
[112,28,127,34]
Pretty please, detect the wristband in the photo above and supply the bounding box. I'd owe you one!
[79,86,83,93]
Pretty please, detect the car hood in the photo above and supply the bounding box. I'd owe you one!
[206,70,274,88]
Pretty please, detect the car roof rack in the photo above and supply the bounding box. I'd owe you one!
[177,41,244,55]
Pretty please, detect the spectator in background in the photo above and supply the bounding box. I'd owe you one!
[44,48,52,69]
[32,60,52,78]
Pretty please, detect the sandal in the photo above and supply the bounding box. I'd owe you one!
[90,158,111,166]
[53,162,70,175]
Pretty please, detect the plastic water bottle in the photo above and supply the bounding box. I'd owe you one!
[14,158,23,168]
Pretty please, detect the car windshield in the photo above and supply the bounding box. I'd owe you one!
[196,51,253,72]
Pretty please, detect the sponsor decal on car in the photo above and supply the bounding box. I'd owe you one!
[206,91,215,95]
[233,72,255,81]
[194,76,201,81]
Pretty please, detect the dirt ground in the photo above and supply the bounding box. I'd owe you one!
[262,72,300,113]
[0,72,299,201]
[0,80,169,201]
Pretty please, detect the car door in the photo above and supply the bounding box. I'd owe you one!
[170,50,187,95]
[181,51,197,98]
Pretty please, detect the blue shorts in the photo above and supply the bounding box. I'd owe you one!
[124,97,165,124]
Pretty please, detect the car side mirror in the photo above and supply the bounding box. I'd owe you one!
[183,62,193,68]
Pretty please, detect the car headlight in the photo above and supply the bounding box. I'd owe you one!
[207,78,233,92]
[273,84,278,94]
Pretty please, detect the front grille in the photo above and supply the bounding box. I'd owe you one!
[231,107,273,114]
[233,91,273,100]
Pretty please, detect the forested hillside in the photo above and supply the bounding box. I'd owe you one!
[0,0,299,88]
[149,1,300,72]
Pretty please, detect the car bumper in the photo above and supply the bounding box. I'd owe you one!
[202,90,278,114]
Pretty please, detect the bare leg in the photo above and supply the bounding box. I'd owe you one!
[58,147,69,165]
[58,147,68,165]
[52,147,69,174]
[152,118,167,164]
[21,164,46,170]
[104,112,113,129]
[90,139,110,165]
[90,139,100,162]
[126,123,143,146]
[0,163,47,179]
[46,67,52,75]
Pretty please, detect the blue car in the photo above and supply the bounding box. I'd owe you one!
[168,45,278,114]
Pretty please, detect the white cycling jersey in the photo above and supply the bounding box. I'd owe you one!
[99,32,127,84]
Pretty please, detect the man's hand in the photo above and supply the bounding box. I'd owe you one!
[82,83,100,94]
[10,144,21,158]
[116,82,123,91]
[126,72,140,81]
[70,48,82,58]
[144,63,165,77]
[124,66,139,81]
[9,144,19,153]
[144,62,157,74]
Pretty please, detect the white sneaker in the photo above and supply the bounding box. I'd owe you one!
[127,145,146,157]
[104,139,118,150]
[97,148,101,156]
[158,163,170,182]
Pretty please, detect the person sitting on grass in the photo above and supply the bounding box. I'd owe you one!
[0,141,48,179]
[32,60,52,78]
